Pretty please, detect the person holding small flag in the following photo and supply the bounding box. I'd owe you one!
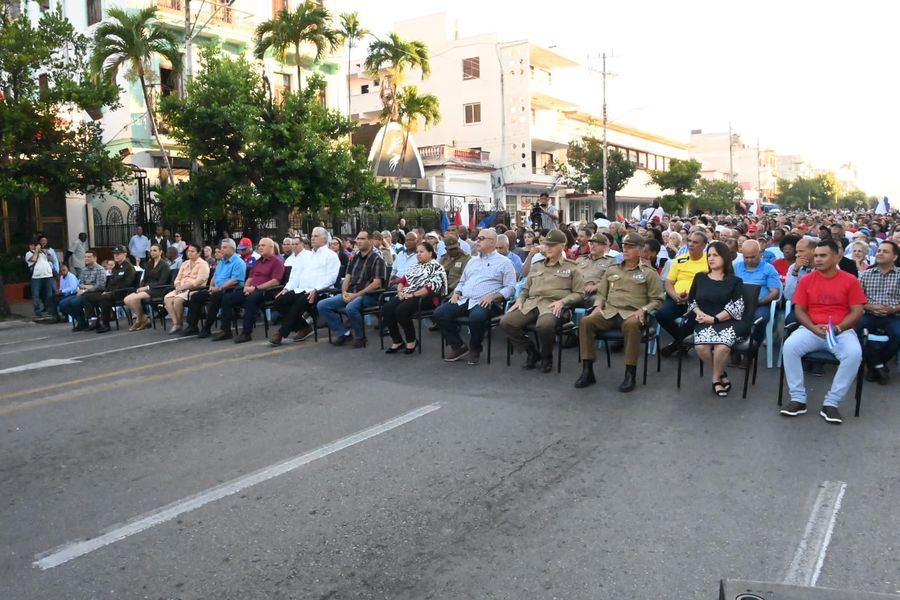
[780,239,867,425]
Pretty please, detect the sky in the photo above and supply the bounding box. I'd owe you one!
[335,0,900,201]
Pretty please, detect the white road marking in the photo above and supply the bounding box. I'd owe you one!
[0,336,49,348]
[783,480,847,586]
[0,358,80,375]
[33,403,441,570]
[0,334,128,357]
[72,337,186,359]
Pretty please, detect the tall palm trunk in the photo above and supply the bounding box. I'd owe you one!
[294,42,303,91]
[346,49,353,143]
[139,74,175,186]
[392,129,410,209]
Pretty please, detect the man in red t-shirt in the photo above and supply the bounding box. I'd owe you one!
[780,239,865,424]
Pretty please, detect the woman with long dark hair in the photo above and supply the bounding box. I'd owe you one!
[686,241,748,396]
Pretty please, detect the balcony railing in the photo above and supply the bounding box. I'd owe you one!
[420,145,491,165]
[156,0,252,31]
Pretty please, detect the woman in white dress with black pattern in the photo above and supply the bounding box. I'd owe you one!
[686,241,748,396]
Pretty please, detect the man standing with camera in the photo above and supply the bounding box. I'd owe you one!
[531,192,559,230]
[25,238,58,319]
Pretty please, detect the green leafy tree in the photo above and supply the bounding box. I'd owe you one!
[775,173,838,209]
[364,32,430,122]
[565,136,636,217]
[254,0,340,91]
[390,85,440,208]
[160,51,388,233]
[648,158,702,213]
[836,189,868,210]
[691,179,744,213]
[90,6,181,186]
[338,11,369,118]
[1,6,122,315]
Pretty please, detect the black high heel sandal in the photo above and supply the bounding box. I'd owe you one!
[403,342,417,354]
[385,344,403,354]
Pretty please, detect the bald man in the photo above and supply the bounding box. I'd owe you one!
[734,239,783,344]
[212,237,285,343]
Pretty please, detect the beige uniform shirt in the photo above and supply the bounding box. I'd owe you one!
[594,262,665,318]
[441,252,472,292]
[518,257,585,315]
[577,255,617,288]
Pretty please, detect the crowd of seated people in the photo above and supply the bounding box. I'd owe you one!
[27,206,900,425]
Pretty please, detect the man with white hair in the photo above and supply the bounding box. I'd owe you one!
[425,231,445,259]
[495,233,523,276]
[269,227,340,345]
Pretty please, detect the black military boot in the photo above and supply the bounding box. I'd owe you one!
[574,360,596,388]
[618,365,637,392]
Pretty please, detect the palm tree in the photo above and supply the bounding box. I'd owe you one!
[90,7,181,186]
[364,32,430,122]
[337,11,369,119]
[254,1,340,92]
[391,86,440,208]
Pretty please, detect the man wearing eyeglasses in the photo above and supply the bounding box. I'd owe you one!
[434,228,516,365]
[501,229,584,373]
[659,230,709,356]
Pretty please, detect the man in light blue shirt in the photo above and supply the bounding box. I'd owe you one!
[390,231,419,285]
[185,238,247,337]
[433,228,516,365]
[496,233,523,276]
[58,264,79,296]
[128,225,150,267]
[734,239,782,343]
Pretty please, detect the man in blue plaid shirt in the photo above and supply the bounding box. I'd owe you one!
[857,240,900,385]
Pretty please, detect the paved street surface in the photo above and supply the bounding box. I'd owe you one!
[1,318,898,599]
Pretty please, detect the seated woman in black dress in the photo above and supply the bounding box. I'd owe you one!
[383,241,448,354]
[686,241,748,396]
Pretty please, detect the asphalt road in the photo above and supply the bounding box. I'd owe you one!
[1,317,898,599]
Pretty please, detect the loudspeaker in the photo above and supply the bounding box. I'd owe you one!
[720,580,900,600]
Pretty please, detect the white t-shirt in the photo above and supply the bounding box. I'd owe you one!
[27,251,53,278]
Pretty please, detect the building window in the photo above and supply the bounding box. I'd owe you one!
[86,0,102,25]
[462,57,480,80]
[274,72,290,104]
[360,84,369,94]
[464,102,481,125]
[159,67,179,97]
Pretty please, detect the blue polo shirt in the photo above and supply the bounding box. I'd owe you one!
[734,260,782,302]
[214,254,247,287]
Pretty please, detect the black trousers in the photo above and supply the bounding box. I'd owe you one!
[82,290,125,324]
[382,296,428,344]
[272,291,316,337]
[186,288,235,330]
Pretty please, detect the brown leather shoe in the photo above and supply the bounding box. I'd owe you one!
[444,345,469,362]
[291,324,314,342]
[133,319,151,331]
[234,331,252,344]
[268,332,283,346]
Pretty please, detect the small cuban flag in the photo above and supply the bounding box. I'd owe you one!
[826,316,838,352]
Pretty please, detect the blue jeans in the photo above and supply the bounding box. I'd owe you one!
[857,314,900,367]
[318,292,378,338]
[656,296,688,342]
[31,277,56,316]
[783,326,862,408]
[58,294,86,326]
[433,301,501,352]
[220,289,272,333]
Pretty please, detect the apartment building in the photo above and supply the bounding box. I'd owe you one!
[349,13,688,225]
[689,130,777,200]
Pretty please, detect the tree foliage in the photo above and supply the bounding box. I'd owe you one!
[0,7,123,206]
[691,179,744,213]
[648,158,702,213]
[159,48,388,229]
[565,136,636,215]
[364,32,430,122]
[775,173,838,209]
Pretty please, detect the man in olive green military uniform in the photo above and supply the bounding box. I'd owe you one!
[500,229,584,373]
[577,233,617,304]
[439,236,471,291]
[574,232,665,392]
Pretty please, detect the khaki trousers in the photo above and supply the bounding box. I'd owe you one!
[579,312,643,366]
[500,308,561,357]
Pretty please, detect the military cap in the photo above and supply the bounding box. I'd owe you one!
[589,233,610,244]
[621,232,646,247]
[444,235,460,249]
[112,245,127,254]
[543,229,567,245]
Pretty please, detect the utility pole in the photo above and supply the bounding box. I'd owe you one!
[183,0,192,92]
[601,52,610,218]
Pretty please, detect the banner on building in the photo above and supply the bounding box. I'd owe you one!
[368,122,425,179]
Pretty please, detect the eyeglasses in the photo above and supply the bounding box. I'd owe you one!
[476,236,493,241]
